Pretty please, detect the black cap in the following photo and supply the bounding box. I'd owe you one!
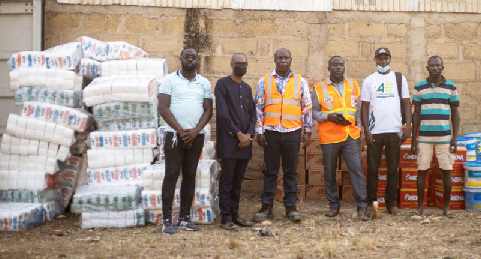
[375,47,391,57]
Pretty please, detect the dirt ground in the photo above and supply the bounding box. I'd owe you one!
[1,192,480,259]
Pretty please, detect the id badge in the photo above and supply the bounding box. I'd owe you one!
[324,96,333,103]
[351,96,358,107]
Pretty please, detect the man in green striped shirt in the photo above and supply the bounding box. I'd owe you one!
[411,56,460,217]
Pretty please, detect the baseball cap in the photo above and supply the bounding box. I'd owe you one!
[375,47,391,57]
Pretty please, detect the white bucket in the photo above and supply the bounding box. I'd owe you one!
[458,137,478,162]
[463,132,481,161]
[464,161,481,188]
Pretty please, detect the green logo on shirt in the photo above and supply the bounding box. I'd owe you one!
[376,83,395,98]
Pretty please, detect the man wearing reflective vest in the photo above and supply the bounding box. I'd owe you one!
[253,48,312,223]
[312,56,369,220]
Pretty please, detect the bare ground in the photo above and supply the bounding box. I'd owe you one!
[1,192,481,259]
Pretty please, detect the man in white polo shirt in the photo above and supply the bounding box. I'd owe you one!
[158,47,213,234]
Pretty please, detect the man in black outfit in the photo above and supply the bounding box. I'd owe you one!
[215,53,256,230]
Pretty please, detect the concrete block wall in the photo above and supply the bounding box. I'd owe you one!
[45,0,481,135]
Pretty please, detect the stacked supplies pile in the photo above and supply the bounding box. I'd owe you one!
[143,159,221,225]
[0,40,98,231]
[80,40,163,228]
[71,185,144,228]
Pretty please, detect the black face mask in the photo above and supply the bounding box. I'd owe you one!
[233,66,247,77]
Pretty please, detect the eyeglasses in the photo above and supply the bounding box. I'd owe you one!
[181,55,198,60]
[234,62,248,67]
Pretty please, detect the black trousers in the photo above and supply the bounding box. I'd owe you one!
[366,133,400,207]
[219,158,249,224]
[261,129,301,206]
[162,132,204,221]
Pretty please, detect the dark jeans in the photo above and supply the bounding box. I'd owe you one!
[219,158,249,224]
[366,133,400,207]
[162,132,204,221]
[261,129,301,207]
[321,137,367,209]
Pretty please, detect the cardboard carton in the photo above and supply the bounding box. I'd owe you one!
[433,186,465,210]
[398,188,427,209]
[305,185,326,199]
[306,154,324,170]
[308,169,342,185]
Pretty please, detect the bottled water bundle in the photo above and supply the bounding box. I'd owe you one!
[80,204,145,229]
[86,163,150,186]
[9,67,83,91]
[0,153,60,172]
[101,58,168,80]
[90,128,157,149]
[77,36,148,62]
[87,148,154,169]
[43,200,65,221]
[0,188,61,203]
[82,75,158,107]
[6,114,75,147]
[1,134,69,161]
[80,58,102,78]
[15,87,82,108]
[93,100,158,131]
[0,203,45,231]
[20,102,93,132]
[71,185,141,213]
[141,163,182,190]
[0,171,59,190]
[8,42,83,71]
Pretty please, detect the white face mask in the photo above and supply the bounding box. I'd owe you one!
[377,65,390,73]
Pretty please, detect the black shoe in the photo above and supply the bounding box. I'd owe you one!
[220,222,239,231]
[233,217,254,227]
[285,206,301,222]
[387,206,399,216]
[357,207,369,221]
[325,208,340,217]
[253,203,274,222]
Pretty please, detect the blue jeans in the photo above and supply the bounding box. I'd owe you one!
[321,137,367,209]
[261,129,301,207]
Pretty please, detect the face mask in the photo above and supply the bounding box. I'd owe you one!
[377,65,390,73]
[233,66,247,77]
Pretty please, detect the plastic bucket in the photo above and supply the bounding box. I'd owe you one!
[464,161,481,188]
[458,137,478,162]
[464,187,481,211]
[463,132,481,161]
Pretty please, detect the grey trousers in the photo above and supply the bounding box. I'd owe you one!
[320,136,367,209]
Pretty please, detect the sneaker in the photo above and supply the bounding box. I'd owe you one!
[285,206,301,222]
[177,216,199,231]
[162,220,176,235]
[253,203,274,222]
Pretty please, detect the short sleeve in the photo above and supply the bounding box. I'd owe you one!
[360,77,371,102]
[203,79,213,99]
[449,83,460,107]
[158,76,172,95]
[401,75,410,99]
[412,84,421,107]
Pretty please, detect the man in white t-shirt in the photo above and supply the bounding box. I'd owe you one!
[360,47,412,216]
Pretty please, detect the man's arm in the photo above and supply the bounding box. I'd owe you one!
[300,78,312,148]
[247,86,256,136]
[181,98,213,143]
[361,101,374,145]
[255,77,267,147]
[451,106,460,153]
[401,98,412,144]
[411,106,421,155]
[158,93,183,133]
[312,88,327,122]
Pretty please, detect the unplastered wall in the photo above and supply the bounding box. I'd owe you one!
[45,0,481,136]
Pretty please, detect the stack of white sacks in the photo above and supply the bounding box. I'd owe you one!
[80,38,166,228]
[0,42,97,231]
